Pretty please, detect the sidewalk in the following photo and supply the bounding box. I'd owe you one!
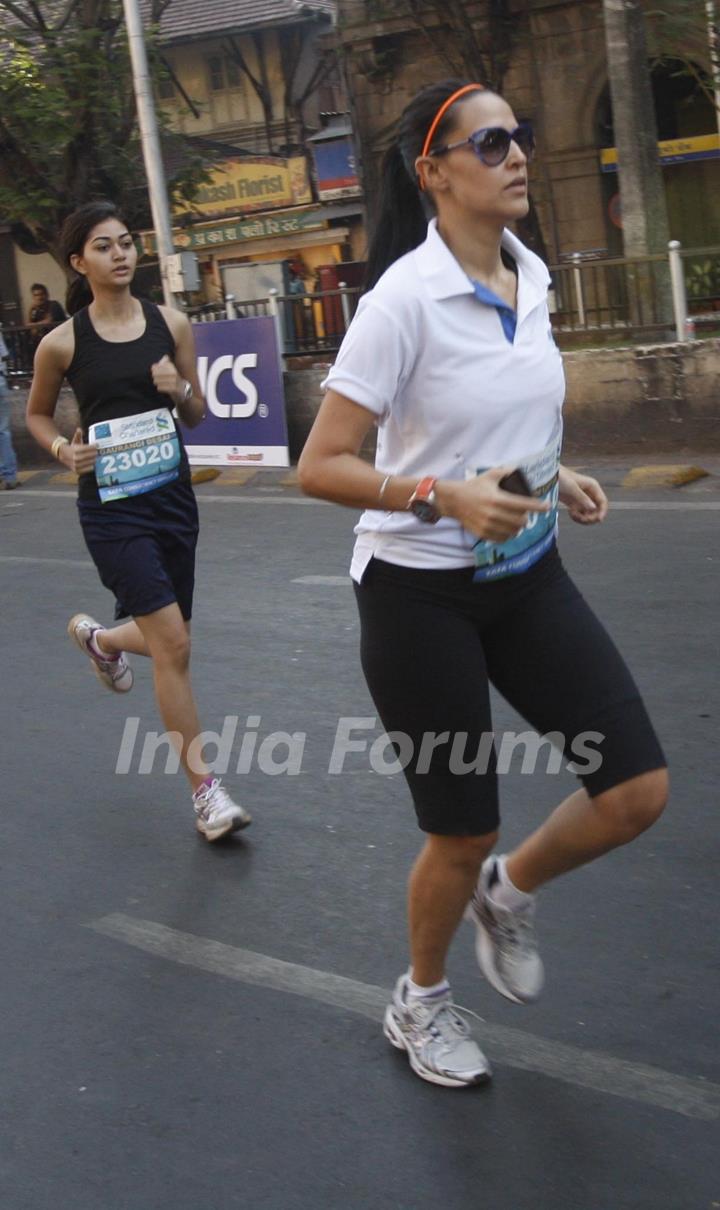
[6,380,720,479]
[6,458,719,497]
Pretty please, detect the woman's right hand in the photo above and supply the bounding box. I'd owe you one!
[59,428,98,475]
[436,466,549,542]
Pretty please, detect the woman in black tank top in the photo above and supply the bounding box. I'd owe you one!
[26,202,251,841]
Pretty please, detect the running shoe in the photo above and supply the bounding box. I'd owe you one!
[465,855,544,1004]
[193,777,252,841]
[67,613,133,693]
[383,973,491,1088]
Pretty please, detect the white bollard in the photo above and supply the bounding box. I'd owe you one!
[667,241,688,341]
[267,288,286,371]
[572,253,586,328]
[338,282,352,331]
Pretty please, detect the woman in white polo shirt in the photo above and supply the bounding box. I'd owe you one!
[299,80,667,1088]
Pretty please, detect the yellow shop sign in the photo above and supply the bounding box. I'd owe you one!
[175,156,312,216]
[600,132,720,172]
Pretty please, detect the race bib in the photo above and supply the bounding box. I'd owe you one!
[469,427,562,582]
[89,408,181,503]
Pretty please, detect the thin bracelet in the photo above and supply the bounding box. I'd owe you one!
[51,435,70,460]
[378,474,392,507]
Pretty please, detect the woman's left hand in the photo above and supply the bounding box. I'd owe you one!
[151,354,184,403]
[558,466,608,524]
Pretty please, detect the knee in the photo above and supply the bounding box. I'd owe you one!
[431,830,499,874]
[153,630,191,671]
[594,768,669,841]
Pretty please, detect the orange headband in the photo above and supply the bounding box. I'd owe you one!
[420,83,485,160]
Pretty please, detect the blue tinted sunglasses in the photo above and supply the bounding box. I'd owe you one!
[429,120,535,167]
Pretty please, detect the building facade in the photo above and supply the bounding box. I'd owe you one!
[337,0,720,265]
[1,0,366,322]
[147,0,366,305]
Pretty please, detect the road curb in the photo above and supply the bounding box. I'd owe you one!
[621,465,710,488]
[190,467,221,485]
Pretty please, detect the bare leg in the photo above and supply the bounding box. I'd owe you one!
[96,619,153,658]
[505,769,669,894]
[409,832,498,986]
[132,604,208,792]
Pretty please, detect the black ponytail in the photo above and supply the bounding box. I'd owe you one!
[364,78,494,291]
[364,143,431,292]
[65,274,93,316]
[59,201,130,315]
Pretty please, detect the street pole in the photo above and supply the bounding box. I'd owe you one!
[122,0,177,309]
[706,1,720,141]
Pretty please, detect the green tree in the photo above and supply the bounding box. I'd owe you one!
[646,1,720,126]
[0,1,206,269]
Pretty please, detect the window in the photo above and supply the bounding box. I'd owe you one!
[208,55,241,92]
[208,55,225,92]
[226,56,240,88]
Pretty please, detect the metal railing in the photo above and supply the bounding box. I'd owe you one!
[2,325,39,378]
[188,247,719,352]
[4,246,718,377]
[186,283,362,357]
[549,242,720,341]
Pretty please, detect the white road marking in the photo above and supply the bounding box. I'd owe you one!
[14,490,325,505]
[89,912,719,1121]
[609,501,720,510]
[0,554,93,568]
[293,575,350,585]
[13,489,720,509]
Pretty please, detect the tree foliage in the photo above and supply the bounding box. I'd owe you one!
[0,0,207,266]
[646,0,717,101]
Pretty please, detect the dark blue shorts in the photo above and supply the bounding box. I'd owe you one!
[77,480,199,621]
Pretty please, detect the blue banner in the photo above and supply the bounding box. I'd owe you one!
[311,138,361,199]
[180,317,289,467]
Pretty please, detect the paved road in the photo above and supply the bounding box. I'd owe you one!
[1,467,719,1210]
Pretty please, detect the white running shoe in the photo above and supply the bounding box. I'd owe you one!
[465,855,544,1004]
[67,613,134,693]
[193,777,252,841]
[383,974,491,1088]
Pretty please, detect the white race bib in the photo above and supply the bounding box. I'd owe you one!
[89,408,181,503]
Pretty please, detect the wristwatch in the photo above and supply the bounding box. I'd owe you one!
[180,380,193,403]
[408,476,441,524]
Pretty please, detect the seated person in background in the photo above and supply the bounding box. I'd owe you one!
[28,283,66,346]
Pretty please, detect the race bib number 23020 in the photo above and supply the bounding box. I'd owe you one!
[89,408,180,503]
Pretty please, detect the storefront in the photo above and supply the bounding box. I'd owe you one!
[139,152,366,304]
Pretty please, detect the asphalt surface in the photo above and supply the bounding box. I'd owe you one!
[1,464,719,1210]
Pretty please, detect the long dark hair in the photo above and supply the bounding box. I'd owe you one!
[60,201,131,315]
[364,79,493,290]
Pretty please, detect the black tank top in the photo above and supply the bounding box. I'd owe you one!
[66,298,191,502]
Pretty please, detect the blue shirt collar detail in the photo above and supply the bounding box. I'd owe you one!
[470,278,518,344]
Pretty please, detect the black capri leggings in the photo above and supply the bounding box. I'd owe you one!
[353,546,666,836]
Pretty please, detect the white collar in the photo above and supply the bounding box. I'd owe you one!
[414,218,550,313]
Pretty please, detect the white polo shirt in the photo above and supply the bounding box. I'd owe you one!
[322,219,565,581]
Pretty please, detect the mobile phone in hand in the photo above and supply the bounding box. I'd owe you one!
[499,468,532,497]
